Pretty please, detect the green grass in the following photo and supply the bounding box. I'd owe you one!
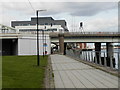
[0,56,2,89]
[2,55,48,88]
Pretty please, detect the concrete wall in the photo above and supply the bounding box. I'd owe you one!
[18,35,51,55]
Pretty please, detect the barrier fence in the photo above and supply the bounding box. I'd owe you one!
[66,49,120,70]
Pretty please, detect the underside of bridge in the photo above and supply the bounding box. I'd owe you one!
[1,39,18,56]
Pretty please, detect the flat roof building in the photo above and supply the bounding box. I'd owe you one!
[11,17,68,32]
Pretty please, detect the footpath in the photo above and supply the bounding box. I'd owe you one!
[50,54,118,88]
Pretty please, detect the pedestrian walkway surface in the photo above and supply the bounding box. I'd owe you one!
[51,54,118,88]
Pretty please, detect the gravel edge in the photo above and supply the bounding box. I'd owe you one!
[44,55,55,88]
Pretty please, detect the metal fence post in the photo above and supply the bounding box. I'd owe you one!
[99,52,102,66]
[85,52,87,61]
[88,51,90,62]
[95,51,97,64]
[79,51,81,59]
[91,52,94,63]
[118,52,120,70]
[110,56,113,69]
[104,52,107,67]
[83,52,85,60]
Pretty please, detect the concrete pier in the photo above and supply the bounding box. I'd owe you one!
[107,42,114,59]
[59,33,64,55]
[106,42,114,68]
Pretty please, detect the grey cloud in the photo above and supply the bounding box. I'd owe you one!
[64,2,117,16]
[1,2,117,17]
[44,2,117,16]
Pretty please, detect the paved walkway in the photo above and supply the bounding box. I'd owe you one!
[50,54,118,88]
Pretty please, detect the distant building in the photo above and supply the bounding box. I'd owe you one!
[11,17,68,33]
[77,43,87,49]
[0,24,51,56]
[0,24,16,33]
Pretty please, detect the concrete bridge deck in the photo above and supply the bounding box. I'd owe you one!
[50,54,118,88]
[49,32,120,37]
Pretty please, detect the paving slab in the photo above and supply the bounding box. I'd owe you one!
[50,54,118,88]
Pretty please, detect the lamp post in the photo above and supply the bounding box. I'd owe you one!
[43,26,46,57]
[36,10,46,66]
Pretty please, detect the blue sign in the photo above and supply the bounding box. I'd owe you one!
[43,43,47,47]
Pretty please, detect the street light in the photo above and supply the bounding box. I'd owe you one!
[43,26,46,57]
[36,9,46,66]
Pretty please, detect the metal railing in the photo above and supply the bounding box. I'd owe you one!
[66,49,120,70]
[1,31,119,35]
[67,32,120,35]
[50,31,120,35]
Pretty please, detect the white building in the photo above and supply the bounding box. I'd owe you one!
[11,17,68,33]
[15,24,65,33]
[18,33,51,55]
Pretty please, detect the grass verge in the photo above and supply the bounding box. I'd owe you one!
[2,55,48,88]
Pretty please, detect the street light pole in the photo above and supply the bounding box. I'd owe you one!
[43,26,47,57]
[42,27,44,57]
[36,10,39,66]
[36,9,46,66]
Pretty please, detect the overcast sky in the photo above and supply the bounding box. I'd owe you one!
[0,0,119,32]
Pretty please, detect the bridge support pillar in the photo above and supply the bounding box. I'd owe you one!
[106,42,114,68]
[59,33,64,55]
[95,42,101,64]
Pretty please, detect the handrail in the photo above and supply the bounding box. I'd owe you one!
[66,49,120,70]
[0,31,120,35]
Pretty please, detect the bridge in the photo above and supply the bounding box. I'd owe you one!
[1,32,119,42]
[50,32,119,43]
[0,31,119,56]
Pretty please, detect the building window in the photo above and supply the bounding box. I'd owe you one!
[47,29,57,31]
[65,22,67,26]
[40,24,44,25]
[23,24,28,26]
[31,24,36,26]
[19,24,23,26]
[45,23,48,25]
